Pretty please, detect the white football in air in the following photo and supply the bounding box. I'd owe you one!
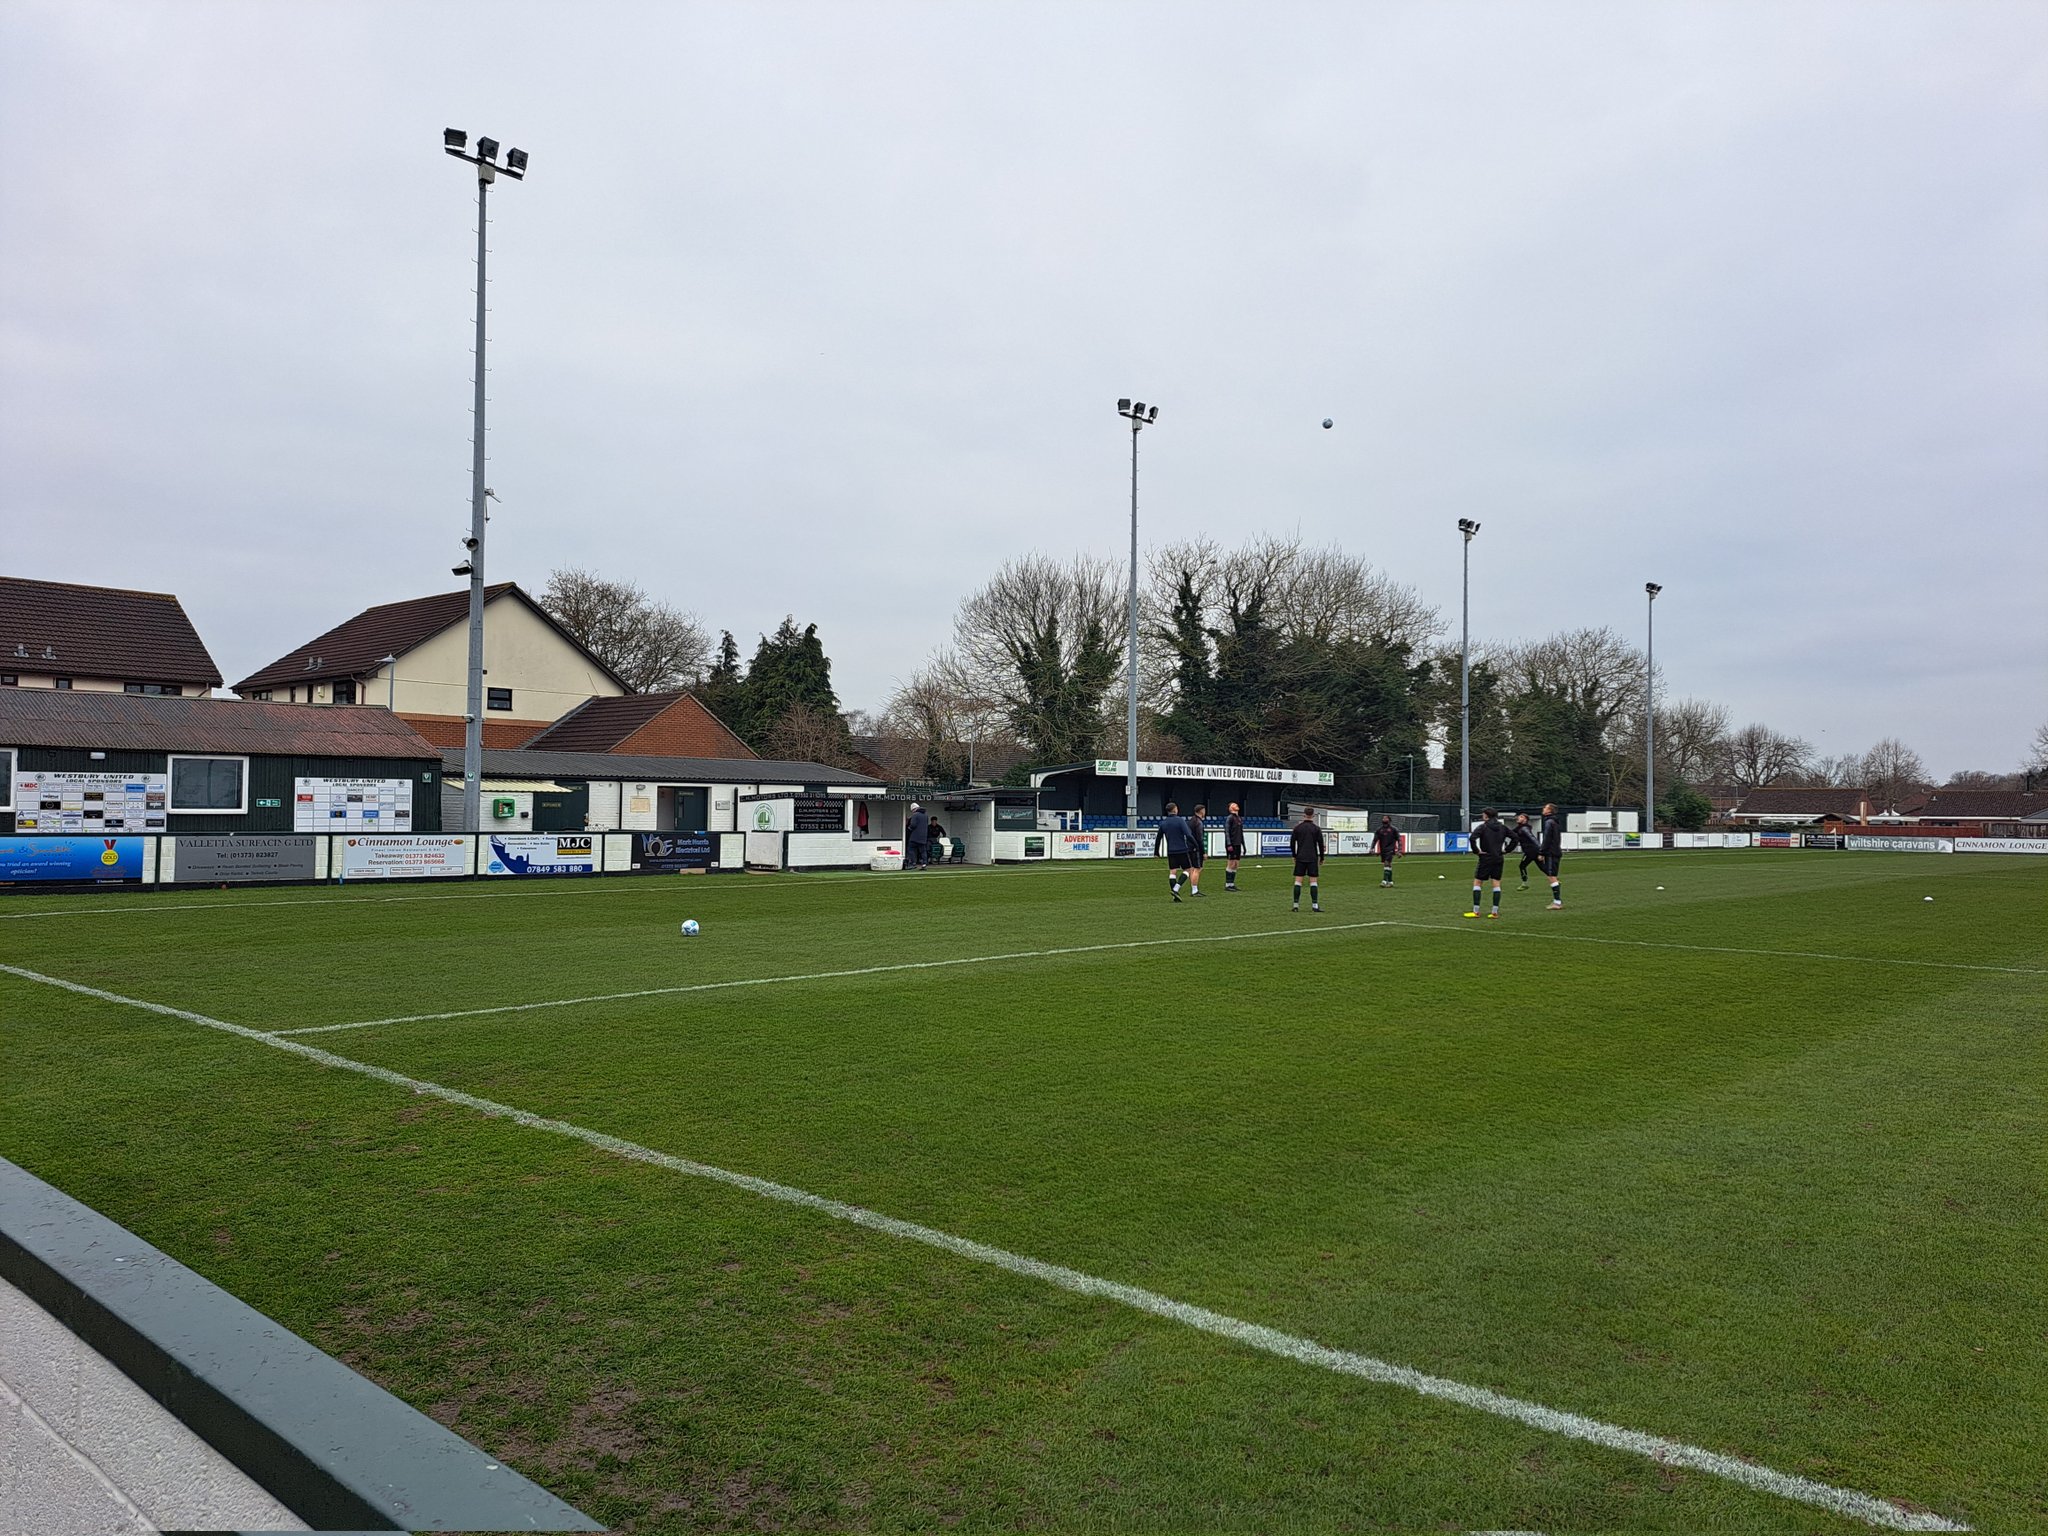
[680,918,701,936]
[1923,896,1933,903]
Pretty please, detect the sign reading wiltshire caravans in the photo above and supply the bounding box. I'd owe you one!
[1093,759,1335,787]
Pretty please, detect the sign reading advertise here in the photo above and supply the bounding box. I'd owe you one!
[484,834,597,877]
[340,835,468,880]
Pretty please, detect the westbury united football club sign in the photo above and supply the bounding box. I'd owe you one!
[1093,758,1335,787]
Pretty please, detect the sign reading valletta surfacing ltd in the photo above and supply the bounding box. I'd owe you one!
[1092,759,1335,787]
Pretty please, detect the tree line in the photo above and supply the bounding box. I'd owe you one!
[540,559,2046,813]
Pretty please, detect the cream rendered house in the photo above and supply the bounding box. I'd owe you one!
[232,583,626,748]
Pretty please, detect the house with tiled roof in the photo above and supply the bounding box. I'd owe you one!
[232,583,627,749]
[521,691,754,760]
[1,576,221,697]
[1724,785,1878,825]
[1908,789,2048,829]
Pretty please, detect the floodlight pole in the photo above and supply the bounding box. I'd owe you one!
[442,130,526,834]
[1458,519,1480,833]
[1117,399,1158,831]
[1645,582,1661,838]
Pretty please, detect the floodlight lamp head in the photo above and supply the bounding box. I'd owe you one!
[504,147,528,174]
[1646,582,1662,598]
[1131,401,1146,417]
[1147,404,1158,422]
[1117,398,1131,414]
[452,560,473,576]
[476,136,499,161]
[443,128,467,150]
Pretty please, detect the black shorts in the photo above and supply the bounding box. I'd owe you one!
[1379,852,1396,865]
[1187,846,1204,867]
[1167,851,1191,870]
[1538,852,1560,877]
[1475,853,1505,880]
[1225,842,1245,860]
[1293,857,1321,877]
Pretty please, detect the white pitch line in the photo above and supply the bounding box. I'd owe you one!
[1389,920,2048,976]
[273,921,1399,1036]
[0,961,1969,1532]
[0,862,1050,922]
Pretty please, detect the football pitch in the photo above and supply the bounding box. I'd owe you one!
[3,852,2041,1534]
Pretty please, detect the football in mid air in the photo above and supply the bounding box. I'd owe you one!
[680,919,701,936]
[1322,418,1333,429]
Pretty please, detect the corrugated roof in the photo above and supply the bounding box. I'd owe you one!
[446,747,883,787]
[1,576,222,687]
[0,689,440,759]
[232,583,628,695]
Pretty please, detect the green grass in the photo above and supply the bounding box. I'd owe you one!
[3,851,2042,1533]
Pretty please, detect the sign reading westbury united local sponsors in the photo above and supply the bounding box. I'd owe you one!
[1093,758,1335,787]
[294,777,413,832]
[339,835,468,880]
[0,836,145,881]
[12,771,168,833]
[484,834,597,877]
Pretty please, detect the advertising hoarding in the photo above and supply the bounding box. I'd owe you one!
[791,796,845,833]
[294,777,413,831]
[484,834,598,876]
[12,771,167,833]
[631,832,713,871]
[1257,830,1295,856]
[1092,758,1334,787]
[1057,832,1105,857]
[0,836,145,881]
[1845,835,1952,853]
[175,836,317,883]
[339,835,468,880]
[1953,837,2048,855]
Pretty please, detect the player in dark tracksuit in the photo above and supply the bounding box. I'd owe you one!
[1514,813,1543,887]
[1537,802,1564,908]
[1155,802,1198,903]
[1467,808,1513,919]
[1371,815,1402,887]
[1290,814,1326,912]
[1224,803,1246,890]
[1187,805,1208,896]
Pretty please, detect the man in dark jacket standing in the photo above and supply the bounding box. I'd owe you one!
[1289,812,1326,913]
[906,802,929,870]
[1224,802,1246,890]
[1371,814,1402,888]
[1155,802,1197,902]
[1538,802,1564,908]
[1466,808,1512,918]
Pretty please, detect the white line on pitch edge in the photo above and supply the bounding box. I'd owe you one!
[273,921,1399,1036]
[0,961,1972,1533]
[1388,921,2047,975]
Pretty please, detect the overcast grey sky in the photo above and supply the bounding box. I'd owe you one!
[3,0,2043,775]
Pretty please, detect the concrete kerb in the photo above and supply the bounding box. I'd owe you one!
[0,1156,599,1533]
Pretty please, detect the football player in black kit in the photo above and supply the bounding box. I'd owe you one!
[1537,801,1564,908]
[1465,808,1512,919]
[1514,812,1543,887]
[1223,802,1246,891]
[1371,814,1402,887]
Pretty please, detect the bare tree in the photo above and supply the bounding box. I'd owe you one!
[540,567,709,693]
[2030,721,2048,774]
[757,702,860,770]
[949,554,1124,763]
[1656,697,1731,783]
[1943,768,2020,791]
[1808,753,1864,787]
[1725,722,1812,789]
[1857,737,1929,813]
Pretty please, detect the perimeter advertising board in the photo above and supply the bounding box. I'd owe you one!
[339,835,468,880]
[1111,832,1147,858]
[12,771,167,833]
[1953,837,2048,854]
[175,836,317,883]
[1258,831,1295,856]
[792,796,846,833]
[0,836,145,882]
[631,832,713,871]
[1845,835,1952,853]
[484,834,597,876]
[1057,832,1105,857]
